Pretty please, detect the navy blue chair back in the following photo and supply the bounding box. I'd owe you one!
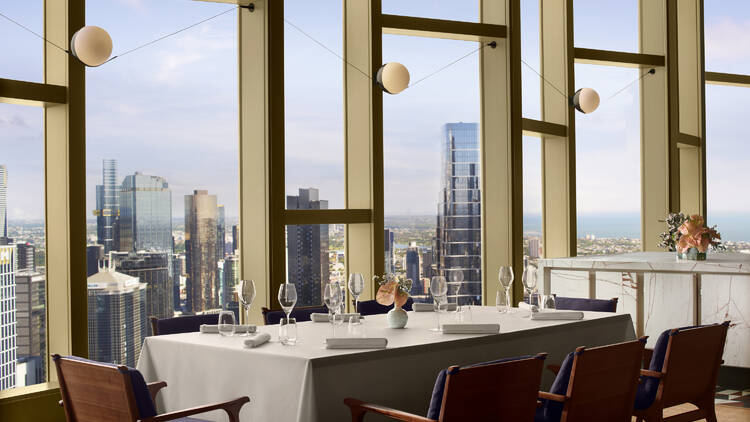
[554,296,618,312]
[262,305,328,325]
[150,314,219,336]
[357,297,414,316]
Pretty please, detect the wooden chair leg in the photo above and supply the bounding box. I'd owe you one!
[698,399,717,422]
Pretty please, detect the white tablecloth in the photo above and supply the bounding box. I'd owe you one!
[137,307,635,422]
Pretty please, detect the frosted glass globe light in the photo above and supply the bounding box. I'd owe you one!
[70,26,113,67]
[376,62,410,94]
[572,87,600,114]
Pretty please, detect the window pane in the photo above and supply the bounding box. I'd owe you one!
[575,64,641,255]
[382,0,477,23]
[0,103,46,391]
[383,35,481,305]
[284,0,344,209]
[706,85,750,249]
[522,0,542,120]
[285,220,344,308]
[0,1,43,82]
[574,0,638,53]
[704,0,750,74]
[86,1,238,366]
[523,136,543,263]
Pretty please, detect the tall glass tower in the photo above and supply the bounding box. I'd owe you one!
[184,190,219,313]
[0,165,7,240]
[286,188,329,307]
[95,159,119,253]
[435,123,482,305]
[119,173,172,253]
[0,245,16,390]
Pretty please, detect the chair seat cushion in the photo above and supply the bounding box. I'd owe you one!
[537,352,575,422]
[554,296,618,312]
[426,355,534,420]
[156,314,220,336]
[263,306,328,325]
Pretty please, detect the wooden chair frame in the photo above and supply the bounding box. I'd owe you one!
[53,354,249,422]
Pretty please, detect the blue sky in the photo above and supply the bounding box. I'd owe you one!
[0,0,748,239]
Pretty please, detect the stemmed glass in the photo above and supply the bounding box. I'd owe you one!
[521,265,538,315]
[324,282,343,336]
[237,279,256,336]
[449,270,464,313]
[278,283,298,324]
[348,273,364,314]
[497,267,514,313]
[430,276,448,332]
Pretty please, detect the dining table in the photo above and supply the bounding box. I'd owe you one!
[137,306,636,422]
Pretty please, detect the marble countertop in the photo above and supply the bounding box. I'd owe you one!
[539,251,750,274]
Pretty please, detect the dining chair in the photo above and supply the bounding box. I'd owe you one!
[357,297,414,316]
[536,337,647,422]
[633,321,729,422]
[149,314,219,336]
[553,296,618,312]
[261,305,329,325]
[344,353,547,421]
[53,354,249,422]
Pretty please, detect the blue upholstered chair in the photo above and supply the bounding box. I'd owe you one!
[261,305,329,325]
[536,338,646,422]
[149,314,219,336]
[554,296,618,312]
[633,322,729,422]
[53,354,249,422]
[345,354,547,421]
[356,297,414,316]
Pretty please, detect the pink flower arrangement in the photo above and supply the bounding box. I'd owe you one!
[676,214,723,254]
[374,274,412,308]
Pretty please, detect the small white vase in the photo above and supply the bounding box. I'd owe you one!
[387,304,408,329]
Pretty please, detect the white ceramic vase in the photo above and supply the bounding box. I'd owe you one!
[387,304,408,329]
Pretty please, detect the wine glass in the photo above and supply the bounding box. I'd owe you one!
[449,270,464,312]
[498,266,514,313]
[430,276,448,332]
[237,279,256,336]
[277,283,298,325]
[217,310,236,337]
[324,282,343,336]
[348,273,364,314]
[521,265,538,315]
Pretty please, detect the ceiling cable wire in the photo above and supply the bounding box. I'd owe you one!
[0,11,69,53]
[521,58,568,99]
[606,68,656,100]
[409,42,496,89]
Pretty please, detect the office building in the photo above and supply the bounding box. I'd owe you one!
[528,238,540,260]
[184,190,219,313]
[384,229,395,273]
[0,165,6,241]
[216,205,225,262]
[0,245,16,391]
[222,255,239,309]
[94,159,119,254]
[119,173,172,253]
[232,224,239,254]
[15,243,35,271]
[87,265,147,368]
[86,244,105,277]
[435,123,482,305]
[405,242,420,284]
[111,251,173,322]
[15,270,46,386]
[286,188,329,307]
[172,254,186,312]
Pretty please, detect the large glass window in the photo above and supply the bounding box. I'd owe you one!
[285,223,343,307]
[574,0,638,53]
[575,64,641,255]
[0,103,46,391]
[85,0,238,366]
[381,1,477,23]
[0,2,44,82]
[382,35,481,305]
[704,0,750,74]
[522,0,542,120]
[523,136,543,263]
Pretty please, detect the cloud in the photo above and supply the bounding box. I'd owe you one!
[705,17,750,62]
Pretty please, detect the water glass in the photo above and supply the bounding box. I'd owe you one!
[217,310,236,337]
[430,276,447,298]
[542,294,556,310]
[431,294,448,332]
[348,273,365,315]
[496,289,511,313]
[279,317,297,345]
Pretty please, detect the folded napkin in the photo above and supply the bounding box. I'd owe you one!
[199,324,257,334]
[413,302,458,312]
[325,337,388,349]
[517,302,539,312]
[310,313,362,323]
[441,324,500,334]
[531,311,583,321]
[243,332,271,348]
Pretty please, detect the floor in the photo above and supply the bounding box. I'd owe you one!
[630,388,750,421]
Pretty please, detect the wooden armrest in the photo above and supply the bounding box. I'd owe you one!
[344,398,435,422]
[546,364,561,376]
[640,369,662,378]
[141,396,249,422]
[538,391,566,402]
[147,381,168,402]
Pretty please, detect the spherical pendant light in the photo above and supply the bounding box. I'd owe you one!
[376,62,410,94]
[70,26,113,67]
[571,88,600,114]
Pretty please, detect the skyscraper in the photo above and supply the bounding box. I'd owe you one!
[528,238,540,260]
[95,159,119,254]
[231,224,240,254]
[435,123,482,305]
[222,255,239,309]
[287,188,329,307]
[0,245,16,390]
[405,242,420,284]
[0,165,7,241]
[384,229,395,273]
[171,254,185,312]
[111,251,173,323]
[87,265,147,368]
[184,190,219,313]
[15,269,46,386]
[15,243,35,271]
[86,244,105,277]
[119,173,172,253]
[216,205,225,262]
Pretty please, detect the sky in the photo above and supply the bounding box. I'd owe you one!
[0,0,748,238]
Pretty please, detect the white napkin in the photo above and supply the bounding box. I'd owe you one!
[531,311,583,321]
[243,332,271,348]
[325,337,388,349]
[441,324,500,334]
[310,313,362,323]
[412,303,458,312]
[517,302,539,312]
[199,324,257,334]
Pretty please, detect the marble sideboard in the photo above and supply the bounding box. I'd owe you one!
[538,252,749,367]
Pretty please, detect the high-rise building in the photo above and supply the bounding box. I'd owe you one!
[231,224,239,254]
[216,205,225,262]
[171,254,186,312]
[435,123,482,305]
[384,229,395,273]
[95,159,119,253]
[15,270,46,386]
[528,238,540,260]
[222,255,239,308]
[421,247,434,280]
[86,245,105,277]
[0,165,7,241]
[16,243,35,271]
[184,190,219,313]
[287,188,329,307]
[87,265,147,368]
[405,242,423,297]
[0,245,16,390]
[111,251,173,323]
[119,173,172,253]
